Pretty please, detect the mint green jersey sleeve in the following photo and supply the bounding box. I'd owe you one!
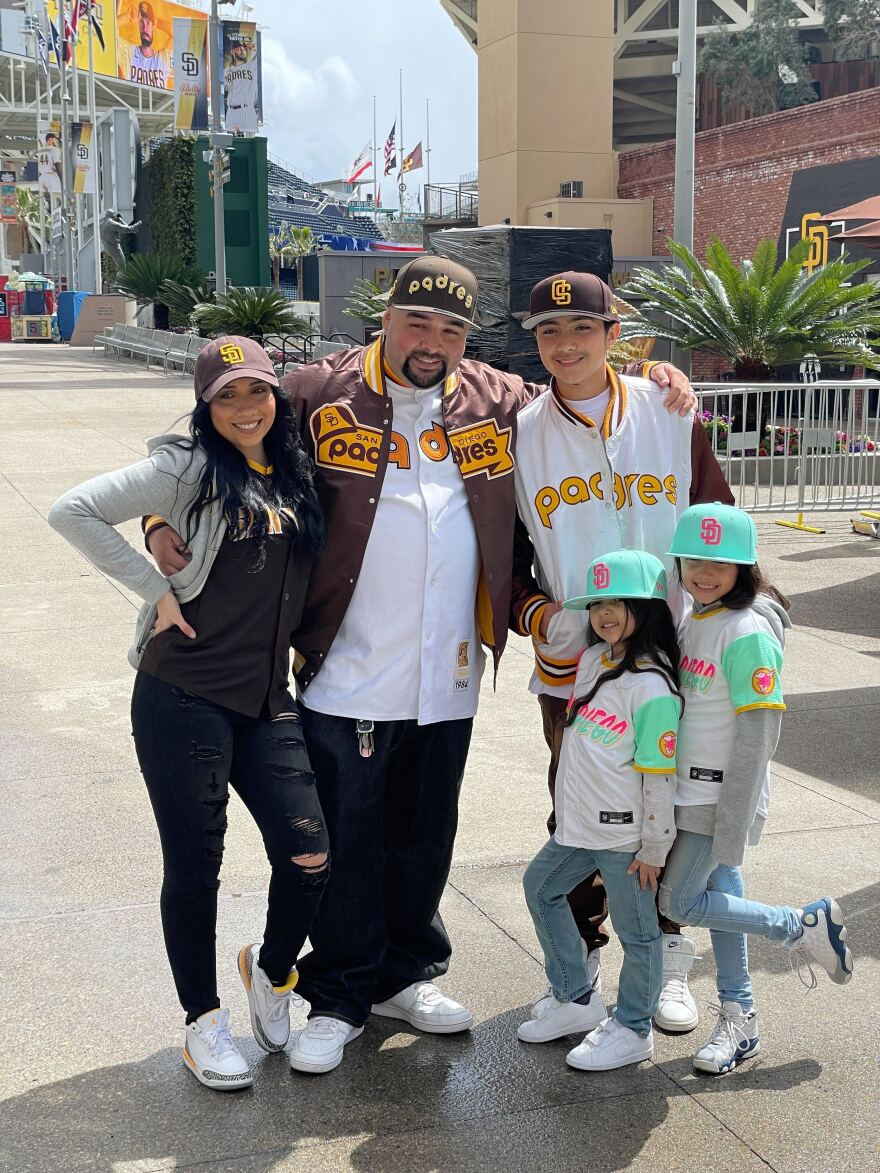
[722,631,785,713]
[632,694,680,773]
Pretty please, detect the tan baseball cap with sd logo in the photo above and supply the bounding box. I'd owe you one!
[194,336,280,403]
[521,271,620,330]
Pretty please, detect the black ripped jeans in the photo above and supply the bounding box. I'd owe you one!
[131,672,329,1020]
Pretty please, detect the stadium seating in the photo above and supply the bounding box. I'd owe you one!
[268,160,382,244]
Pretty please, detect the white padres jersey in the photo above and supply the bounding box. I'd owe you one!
[676,604,785,812]
[555,646,680,851]
[38,146,62,195]
[515,370,692,698]
[129,46,169,89]
[224,64,259,132]
[302,377,485,725]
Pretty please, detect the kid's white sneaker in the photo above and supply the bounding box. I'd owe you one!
[654,934,699,1032]
[566,1017,654,1071]
[693,1002,759,1075]
[787,898,854,987]
[182,1008,253,1091]
[517,992,607,1043]
[238,942,298,1052]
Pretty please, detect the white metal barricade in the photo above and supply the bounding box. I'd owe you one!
[695,381,880,532]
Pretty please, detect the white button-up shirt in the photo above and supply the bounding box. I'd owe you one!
[302,378,485,725]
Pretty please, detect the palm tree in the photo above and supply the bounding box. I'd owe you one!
[268,226,296,290]
[344,277,390,325]
[16,187,45,252]
[113,253,202,330]
[159,278,216,330]
[192,286,309,340]
[619,237,880,379]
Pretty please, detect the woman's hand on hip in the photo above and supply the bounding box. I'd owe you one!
[153,589,196,640]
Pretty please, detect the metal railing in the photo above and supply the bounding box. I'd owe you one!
[695,381,880,524]
[423,184,478,222]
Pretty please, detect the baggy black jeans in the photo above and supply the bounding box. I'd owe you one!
[295,707,473,1026]
[131,672,329,1019]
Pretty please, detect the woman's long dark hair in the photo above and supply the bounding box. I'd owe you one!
[675,559,791,612]
[565,597,684,726]
[180,384,323,568]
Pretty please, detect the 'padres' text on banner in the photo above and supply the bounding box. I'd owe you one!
[172,17,208,130]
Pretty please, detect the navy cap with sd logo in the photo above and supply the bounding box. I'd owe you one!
[521,271,620,330]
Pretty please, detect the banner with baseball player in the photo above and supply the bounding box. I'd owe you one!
[37,120,63,207]
[70,122,97,195]
[221,21,262,135]
[46,0,118,78]
[172,16,209,131]
[116,0,204,91]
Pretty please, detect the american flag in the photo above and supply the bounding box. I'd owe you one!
[383,121,396,177]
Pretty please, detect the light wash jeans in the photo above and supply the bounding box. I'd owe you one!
[523,838,661,1037]
[660,829,802,1010]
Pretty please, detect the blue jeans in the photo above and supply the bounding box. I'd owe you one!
[660,829,801,1009]
[523,838,661,1037]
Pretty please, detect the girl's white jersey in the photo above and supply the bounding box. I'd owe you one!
[676,600,786,813]
[555,644,680,851]
[514,371,692,697]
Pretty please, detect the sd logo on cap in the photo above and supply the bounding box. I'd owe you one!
[388,256,480,328]
[522,271,620,331]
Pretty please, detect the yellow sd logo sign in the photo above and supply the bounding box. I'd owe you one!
[551,279,572,306]
[447,419,514,480]
[219,343,245,365]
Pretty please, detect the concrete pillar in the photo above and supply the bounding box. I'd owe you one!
[477,0,616,226]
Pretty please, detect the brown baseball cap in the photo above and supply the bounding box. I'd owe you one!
[388,256,479,327]
[194,336,279,403]
[521,271,620,330]
[138,1,155,18]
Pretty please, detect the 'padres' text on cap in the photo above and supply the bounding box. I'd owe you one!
[194,336,279,404]
[522,271,620,331]
[388,256,479,327]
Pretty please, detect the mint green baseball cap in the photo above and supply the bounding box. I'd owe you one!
[563,549,668,610]
[668,503,758,565]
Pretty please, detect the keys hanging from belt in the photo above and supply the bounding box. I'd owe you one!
[356,719,374,758]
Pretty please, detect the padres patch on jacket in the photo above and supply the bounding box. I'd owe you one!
[447,419,513,480]
[310,403,411,476]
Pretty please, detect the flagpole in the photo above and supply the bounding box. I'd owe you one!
[372,94,377,224]
[87,0,102,292]
[58,0,74,289]
[425,97,431,190]
[398,68,404,215]
[29,0,47,255]
[72,2,84,290]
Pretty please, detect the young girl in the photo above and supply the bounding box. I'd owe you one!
[49,336,327,1092]
[661,502,853,1075]
[520,549,683,1071]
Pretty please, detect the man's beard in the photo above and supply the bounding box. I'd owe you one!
[402,353,448,388]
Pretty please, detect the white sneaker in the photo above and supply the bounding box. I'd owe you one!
[787,898,854,987]
[566,1017,654,1071]
[693,1002,760,1074]
[238,942,297,1053]
[182,1008,252,1091]
[289,1016,364,1074]
[654,934,699,1033]
[537,943,602,1003]
[371,982,474,1034]
[517,992,607,1043]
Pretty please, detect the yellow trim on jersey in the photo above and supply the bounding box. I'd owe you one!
[246,459,274,475]
[600,652,620,670]
[144,515,166,533]
[632,763,676,774]
[692,605,728,620]
[476,566,495,647]
[734,701,787,714]
[363,336,461,398]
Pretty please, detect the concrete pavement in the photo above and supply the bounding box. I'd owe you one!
[1,342,878,1173]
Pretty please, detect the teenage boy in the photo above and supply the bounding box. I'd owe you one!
[511,271,733,1034]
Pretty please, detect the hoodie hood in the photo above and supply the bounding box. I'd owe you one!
[146,431,190,454]
[752,592,792,647]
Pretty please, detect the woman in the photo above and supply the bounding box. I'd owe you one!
[49,336,327,1091]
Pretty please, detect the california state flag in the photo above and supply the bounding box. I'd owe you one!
[347,143,372,185]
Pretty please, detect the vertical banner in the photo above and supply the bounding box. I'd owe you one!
[0,171,17,224]
[221,21,261,134]
[38,120,64,207]
[70,122,97,194]
[173,17,209,130]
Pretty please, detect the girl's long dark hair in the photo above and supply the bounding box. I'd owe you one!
[180,385,323,568]
[565,597,684,726]
[675,559,790,612]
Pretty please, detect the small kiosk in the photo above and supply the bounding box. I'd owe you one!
[7,273,55,342]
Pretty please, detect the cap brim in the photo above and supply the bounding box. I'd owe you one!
[390,303,479,329]
[521,309,616,331]
[201,364,279,402]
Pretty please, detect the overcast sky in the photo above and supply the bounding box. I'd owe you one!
[254,0,477,187]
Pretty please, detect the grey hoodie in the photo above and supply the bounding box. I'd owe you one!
[675,593,793,867]
[48,433,227,669]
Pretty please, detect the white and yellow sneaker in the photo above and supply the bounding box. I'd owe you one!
[183,1008,252,1091]
[238,942,297,1053]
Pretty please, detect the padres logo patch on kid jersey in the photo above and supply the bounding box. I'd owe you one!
[554,646,680,851]
[515,372,692,696]
[676,603,785,811]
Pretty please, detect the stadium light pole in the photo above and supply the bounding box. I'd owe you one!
[210,0,233,294]
[672,0,697,376]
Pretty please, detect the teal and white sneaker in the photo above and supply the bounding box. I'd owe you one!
[693,1002,759,1075]
[788,898,853,987]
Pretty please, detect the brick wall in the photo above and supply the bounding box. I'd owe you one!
[617,88,880,378]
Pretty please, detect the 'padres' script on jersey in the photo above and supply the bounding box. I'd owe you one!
[535,471,678,528]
